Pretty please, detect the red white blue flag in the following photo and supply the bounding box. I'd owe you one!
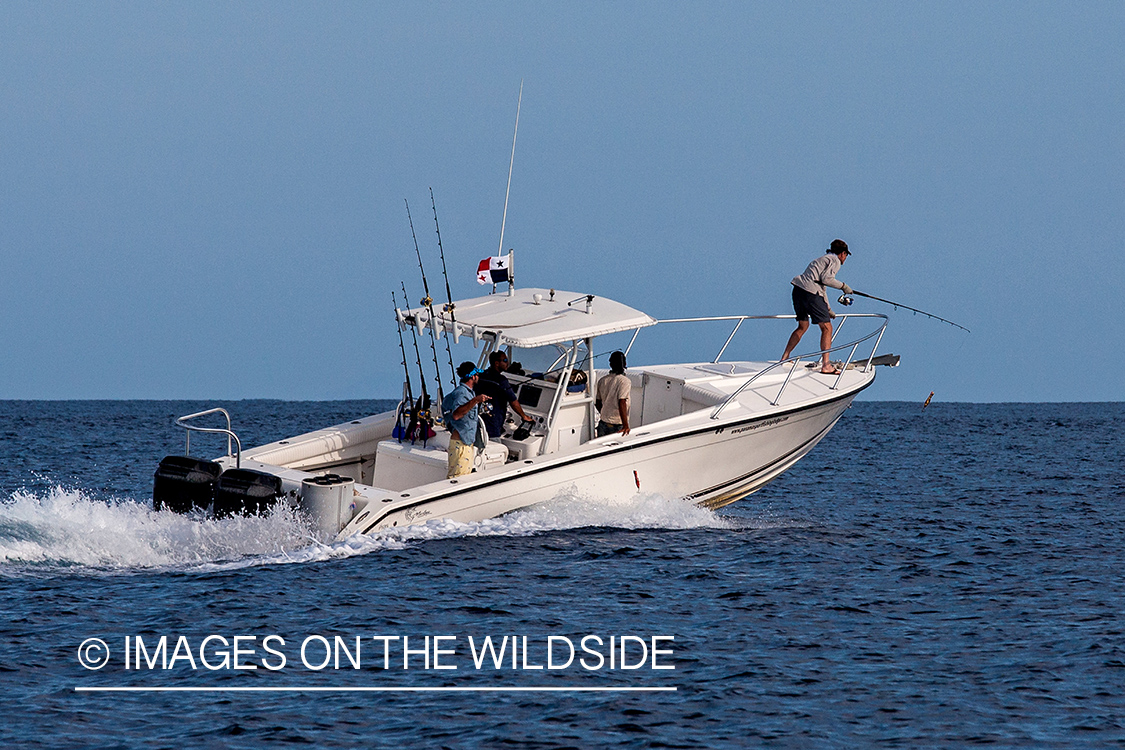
[477,254,511,285]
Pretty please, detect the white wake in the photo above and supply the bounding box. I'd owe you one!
[0,485,732,574]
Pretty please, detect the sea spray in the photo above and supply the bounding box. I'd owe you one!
[2,485,732,574]
[208,487,734,570]
[0,486,314,572]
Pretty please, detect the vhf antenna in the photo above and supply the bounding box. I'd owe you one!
[496,80,522,296]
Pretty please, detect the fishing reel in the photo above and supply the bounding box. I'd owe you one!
[837,294,854,307]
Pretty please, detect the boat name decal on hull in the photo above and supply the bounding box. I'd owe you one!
[729,415,789,435]
[405,507,433,522]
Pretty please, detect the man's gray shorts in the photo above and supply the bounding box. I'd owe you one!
[792,286,832,325]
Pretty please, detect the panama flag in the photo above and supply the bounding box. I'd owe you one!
[477,253,511,285]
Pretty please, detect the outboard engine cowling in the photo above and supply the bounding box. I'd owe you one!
[153,455,222,513]
[299,474,356,537]
[213,468,284,517]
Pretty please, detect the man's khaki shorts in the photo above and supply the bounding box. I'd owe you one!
[447,433,475,478]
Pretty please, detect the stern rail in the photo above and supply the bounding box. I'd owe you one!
[175,408,243,468]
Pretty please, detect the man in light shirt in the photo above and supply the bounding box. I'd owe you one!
[595,350,631,437]
[781,239,854,375]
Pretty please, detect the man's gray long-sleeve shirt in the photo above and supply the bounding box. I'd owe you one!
[791,254,846,301]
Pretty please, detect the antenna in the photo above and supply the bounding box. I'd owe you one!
[496,81,522,297]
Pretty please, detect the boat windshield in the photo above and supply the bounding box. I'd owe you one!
[505,341,591,378]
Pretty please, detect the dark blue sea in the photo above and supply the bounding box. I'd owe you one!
[1,400,1122,748]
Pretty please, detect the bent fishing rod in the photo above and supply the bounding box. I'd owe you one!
[838,291,970,333]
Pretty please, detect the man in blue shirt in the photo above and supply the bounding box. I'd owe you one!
[477,351,532,439]
[442,362,491,478]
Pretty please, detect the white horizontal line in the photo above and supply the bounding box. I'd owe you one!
[75,686,677,693]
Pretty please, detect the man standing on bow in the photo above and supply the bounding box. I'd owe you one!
[442,362,491,478]
[781,239,854,375]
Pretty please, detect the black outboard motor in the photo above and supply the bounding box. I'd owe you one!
[153,456,223,513]
[213,468,284,517]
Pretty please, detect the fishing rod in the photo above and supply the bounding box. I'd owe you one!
[400,281,425,402]
[405,198,448,409]
[838,291,970,333]
[430,187,458,386]
[391,290,414,441]
[401,280,434,444]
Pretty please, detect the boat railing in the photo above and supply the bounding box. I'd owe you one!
[175,408,243,468]
[649,313,888,419]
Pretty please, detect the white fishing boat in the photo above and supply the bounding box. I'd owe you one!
[153,275,896,540]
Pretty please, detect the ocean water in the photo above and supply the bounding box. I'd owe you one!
[1,400,1122,748]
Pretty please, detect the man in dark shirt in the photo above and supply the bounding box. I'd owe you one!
[477,351,532,438]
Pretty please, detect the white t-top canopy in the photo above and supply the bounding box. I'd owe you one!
[399,287,656,348]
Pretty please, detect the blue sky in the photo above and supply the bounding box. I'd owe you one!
[2,2,1121,402]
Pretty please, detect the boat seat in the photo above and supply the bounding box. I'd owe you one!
[681,383,727,412]
[373,430,509,492]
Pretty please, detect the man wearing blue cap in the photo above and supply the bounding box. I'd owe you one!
[442,361,491,478]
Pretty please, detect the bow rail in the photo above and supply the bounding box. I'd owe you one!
[645,313,889,419]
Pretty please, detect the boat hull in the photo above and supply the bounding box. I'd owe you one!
[341,388,862,537]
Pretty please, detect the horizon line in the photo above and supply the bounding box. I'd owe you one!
[76,685,678,693]
[5,397,1124,405]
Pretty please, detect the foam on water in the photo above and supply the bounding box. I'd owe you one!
[214,487,734,569]
[0,486,316,573]
[507,486,732,531]
[7,402,1123,747]
[1,485,731,573]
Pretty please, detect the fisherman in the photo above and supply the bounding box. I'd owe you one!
[442,362,491,478]
[476,350,532,439]
[781,239,854,375]
[595,350,631,437]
